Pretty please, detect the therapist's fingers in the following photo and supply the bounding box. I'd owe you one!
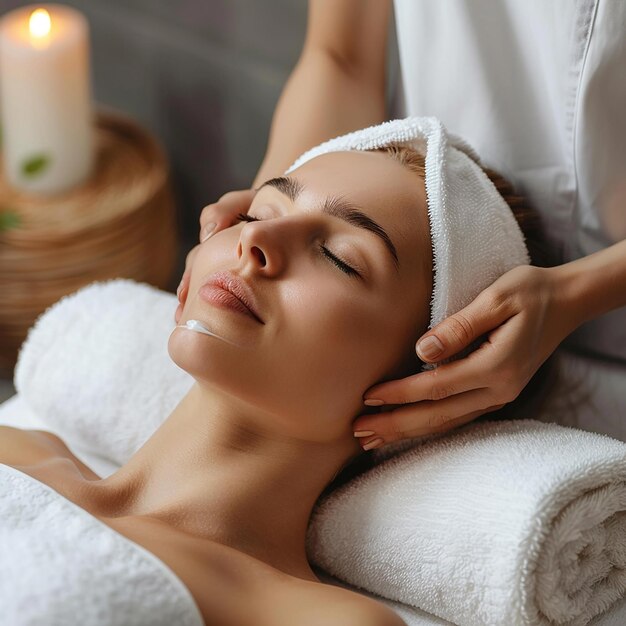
[198,188,257,242]
[356,403,506,450]
[353,388,501,443]
[414,283,513,363]
[363,343,496,405]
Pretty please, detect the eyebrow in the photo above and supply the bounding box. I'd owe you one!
[255,176,400,273]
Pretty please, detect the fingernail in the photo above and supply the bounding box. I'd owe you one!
[176,281,183,298]
[353,430,376,438]
[364,398,384,406]
[200,222,217,242]
[417,335,444,360]
[362,437,384,450]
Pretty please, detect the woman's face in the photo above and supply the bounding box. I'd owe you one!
[169,150,432,442]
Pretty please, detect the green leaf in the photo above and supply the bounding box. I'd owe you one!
[21,153,51,177]
[0,210,20,232]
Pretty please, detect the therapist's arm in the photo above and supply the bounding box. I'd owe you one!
[558,238,626,325]
[252,0,392,187]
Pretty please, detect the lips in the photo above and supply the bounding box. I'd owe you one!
[200,271,264,324]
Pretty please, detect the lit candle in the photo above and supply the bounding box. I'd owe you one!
[0,4,94,195]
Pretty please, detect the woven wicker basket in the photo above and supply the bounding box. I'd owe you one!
[0,108,179,376]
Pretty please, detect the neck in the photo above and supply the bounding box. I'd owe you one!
[89,382,360,580]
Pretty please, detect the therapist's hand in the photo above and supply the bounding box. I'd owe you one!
[174,188,257,323]
[352,264,583,449]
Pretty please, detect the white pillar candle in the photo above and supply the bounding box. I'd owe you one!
[0,4,94,195]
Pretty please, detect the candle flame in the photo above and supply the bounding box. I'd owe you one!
[29,8,51,38]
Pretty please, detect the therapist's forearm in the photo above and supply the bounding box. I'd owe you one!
[252,48,386,188]
[558,237,626,326]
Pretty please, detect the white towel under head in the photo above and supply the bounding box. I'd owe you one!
[285,117,531,336]
[307,418,626,626]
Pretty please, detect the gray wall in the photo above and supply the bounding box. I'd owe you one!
[0,1,400,284]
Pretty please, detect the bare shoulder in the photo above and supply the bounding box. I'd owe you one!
[304,581,407,626]
[0,425,100,479]
[343,595,407,626]
[0,425,58,465]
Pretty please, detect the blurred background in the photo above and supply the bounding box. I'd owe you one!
[1,0,308,266]
[1,0,402,265]
[0,0,401,400]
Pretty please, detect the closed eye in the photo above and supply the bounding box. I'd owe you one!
[235,213,360,278]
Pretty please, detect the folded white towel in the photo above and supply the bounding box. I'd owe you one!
[307,418,626,626]
[0,463,204,626]
[13,279,626,625]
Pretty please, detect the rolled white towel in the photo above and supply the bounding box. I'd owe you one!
[307,418,626,626]
[14,279,194,466]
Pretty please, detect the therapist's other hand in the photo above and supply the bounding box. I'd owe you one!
[353,264,581,448]
[174,188,257,324]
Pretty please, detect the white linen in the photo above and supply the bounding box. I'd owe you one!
[0,462,204,626]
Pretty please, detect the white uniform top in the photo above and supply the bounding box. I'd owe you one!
[391,0,626,366]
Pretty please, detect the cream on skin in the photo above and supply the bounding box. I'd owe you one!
[82,150,433,581]
[176,319,244,347]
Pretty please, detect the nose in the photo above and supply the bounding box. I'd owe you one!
[236,214,314,276]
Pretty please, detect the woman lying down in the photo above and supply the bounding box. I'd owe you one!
[0,118,552,625]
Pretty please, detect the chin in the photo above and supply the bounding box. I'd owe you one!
[166,328,246,391]
[167,329,215,376]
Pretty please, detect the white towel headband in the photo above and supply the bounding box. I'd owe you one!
[284,116,531,337]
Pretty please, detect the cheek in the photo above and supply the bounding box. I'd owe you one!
[258,280,411,441]
[288,279,374,343]
[297,278,422,391]
[274,279,404,392]
[195,230,239,268]
[298,281,402,347]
